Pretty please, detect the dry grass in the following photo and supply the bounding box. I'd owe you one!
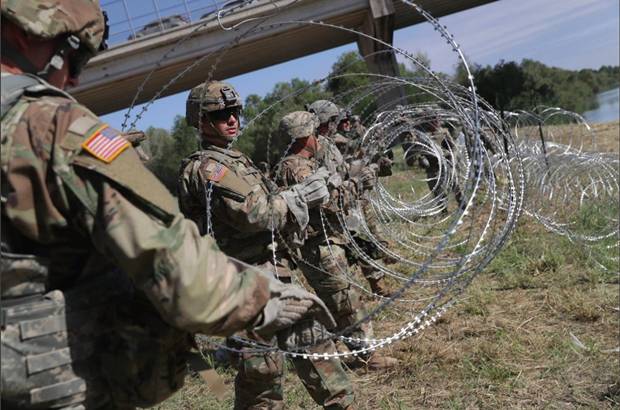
[151,123,619,410]
[519,120,619,153]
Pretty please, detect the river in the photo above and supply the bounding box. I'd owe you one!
[583,87,620,123]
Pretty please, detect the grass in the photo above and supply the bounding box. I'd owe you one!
[151,123,619,409]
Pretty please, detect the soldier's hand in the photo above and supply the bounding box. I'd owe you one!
[253,279,336,338]
[122,130,147,146]
[312,167,330,182]
[294,173,329,208]
[277,319,332,350]
[327,173,343,188]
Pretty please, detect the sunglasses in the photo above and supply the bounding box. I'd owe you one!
[68,47,95,78]
[209,107,241,122]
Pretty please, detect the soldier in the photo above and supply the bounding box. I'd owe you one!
[177,81,355,410]
[0,2,334,409]
[415,116,465,213]
[334,109,352,154]
[276,110,398,370]
[308,101,395,297]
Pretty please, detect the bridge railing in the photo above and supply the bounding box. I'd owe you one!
[102,0,230,46]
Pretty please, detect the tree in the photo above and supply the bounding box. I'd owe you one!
[241,78,332,165]
[476,60,525,113]
[456,58,619,115]
[144,115,199,193]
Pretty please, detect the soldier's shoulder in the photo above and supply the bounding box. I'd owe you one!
[181,146,237,183]
[183,147,254,200]
[21,94,96,127]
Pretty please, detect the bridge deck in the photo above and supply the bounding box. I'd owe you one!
[71,0,495,115]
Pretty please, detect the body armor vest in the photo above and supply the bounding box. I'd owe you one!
[182,145,277,264]
[1,73,189,410]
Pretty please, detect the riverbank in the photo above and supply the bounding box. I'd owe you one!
[584,87,620,124]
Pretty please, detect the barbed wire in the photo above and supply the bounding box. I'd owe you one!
[117,0,616,360]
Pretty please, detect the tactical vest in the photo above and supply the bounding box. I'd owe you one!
[317,135,347,178]
[181,145,278,264]
[1,73,189,409]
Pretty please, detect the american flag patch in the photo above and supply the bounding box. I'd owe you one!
[204,160,228,182]
[81,124,130,163]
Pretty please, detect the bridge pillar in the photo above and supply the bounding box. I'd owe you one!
[357,0,407,110]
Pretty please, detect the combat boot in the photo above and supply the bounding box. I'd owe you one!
[368,277,392,298]
[365,352,399,370]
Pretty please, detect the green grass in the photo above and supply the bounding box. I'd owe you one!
[152,137,619,409]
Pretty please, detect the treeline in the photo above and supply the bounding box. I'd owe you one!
[142,51,618,192]
[456,59,620,114]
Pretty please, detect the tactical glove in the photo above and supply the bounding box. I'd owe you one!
[277,319,333,350]
[296,171,330,208]
[254,278,336,338]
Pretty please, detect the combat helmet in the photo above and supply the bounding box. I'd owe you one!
[186,80,243,128]
[1,0,109,77]
[279,111,319,140]
[306,100,340,124]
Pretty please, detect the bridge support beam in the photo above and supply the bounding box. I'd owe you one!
[357,0,406,110]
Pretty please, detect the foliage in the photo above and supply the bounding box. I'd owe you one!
[240,78,331,166]
[143,51,618,180]
[142,115,199,193]
[326,51,440,116]
[456,59,620,114]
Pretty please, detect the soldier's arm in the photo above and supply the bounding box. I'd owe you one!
[61,109,272,336]
[213,184,289,233]
[279,158,314,187]
[94,180,271,334]
[185,158,296,234]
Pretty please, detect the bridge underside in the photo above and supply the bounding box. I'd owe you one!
[71,0,495,115]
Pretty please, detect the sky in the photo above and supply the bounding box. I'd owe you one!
[101,0,620,131]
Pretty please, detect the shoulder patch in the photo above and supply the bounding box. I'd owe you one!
[73,147,179,218]
[81,124,130,163]
[201,159,229,182]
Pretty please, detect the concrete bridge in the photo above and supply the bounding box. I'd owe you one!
[71,0,496,115]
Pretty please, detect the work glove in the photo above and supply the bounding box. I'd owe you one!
[296,169,330,207]
[277,319,333,350]
[253,279,336,339]
[282,169,329,209]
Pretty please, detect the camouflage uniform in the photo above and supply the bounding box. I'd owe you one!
[1,3,333,409]
[275,108,371,351]
[278,110,398,370]
[276,154,374,348]
[0,72,281,410]
[324,130,394,293]
[178,93,354,410]
[419,126,464,210]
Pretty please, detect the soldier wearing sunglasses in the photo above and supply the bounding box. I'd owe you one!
[178,81,356,410]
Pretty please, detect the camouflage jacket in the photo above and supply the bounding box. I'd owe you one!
[0,72,270,336]
[333,132,349,156]
[317,134,348,178]
[276,154,352,245]
[177,143,299,264]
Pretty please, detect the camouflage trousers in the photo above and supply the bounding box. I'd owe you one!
[422,155,464,208]
[231,261,354,410]
[348,198,397,282]
[297,241,373,349]
[231,336,354,410]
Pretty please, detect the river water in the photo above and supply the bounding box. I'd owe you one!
[583,87,620,123]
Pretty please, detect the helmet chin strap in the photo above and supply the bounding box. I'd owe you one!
[1,35,80,81]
